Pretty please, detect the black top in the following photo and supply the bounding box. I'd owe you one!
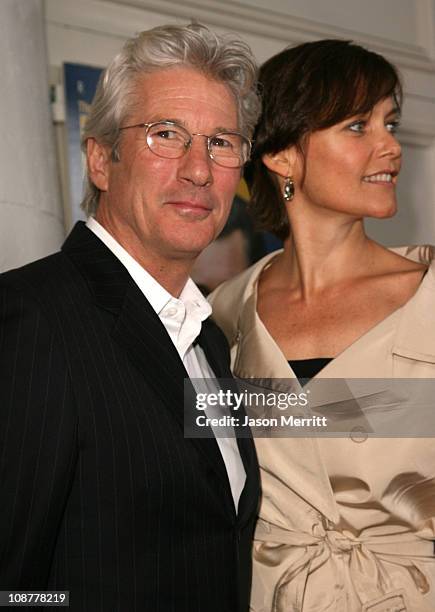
[288,357,333,382]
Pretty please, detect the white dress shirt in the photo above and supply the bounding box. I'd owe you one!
[86,217,246,510]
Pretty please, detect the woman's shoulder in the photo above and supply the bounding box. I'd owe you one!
[389,244,435,267]
[208,250,281,341]
[390,245,435,372]
[386,244,435,296]
[209,250,281,307]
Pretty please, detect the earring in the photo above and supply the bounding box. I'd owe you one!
[283,176,295,202]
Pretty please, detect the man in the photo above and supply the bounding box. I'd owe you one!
[0,23,260,611]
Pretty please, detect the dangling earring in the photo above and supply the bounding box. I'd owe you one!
[283,176,295,202]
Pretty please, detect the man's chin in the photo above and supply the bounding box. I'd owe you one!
[165,240,214,263]
[169,227,221,254]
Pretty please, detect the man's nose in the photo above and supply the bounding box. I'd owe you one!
[177,136,213,187]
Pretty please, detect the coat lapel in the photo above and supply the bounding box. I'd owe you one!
[233,292,339,522]
[391,246,435,364]
[211,255,341,522]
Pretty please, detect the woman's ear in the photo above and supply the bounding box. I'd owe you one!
[262,146,298,178]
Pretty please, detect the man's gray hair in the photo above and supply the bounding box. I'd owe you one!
[81,22,260,216]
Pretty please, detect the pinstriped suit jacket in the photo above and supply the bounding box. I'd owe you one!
[0,222,259,612]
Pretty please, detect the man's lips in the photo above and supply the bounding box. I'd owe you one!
[165,200,213,217]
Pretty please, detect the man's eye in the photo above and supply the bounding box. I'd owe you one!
[155,129,179,140]
[210,136,231,148]
[386,120,400,133]
[348,120,366,133]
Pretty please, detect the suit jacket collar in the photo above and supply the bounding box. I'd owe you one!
[62,220,131,312]
[63,222,258,521]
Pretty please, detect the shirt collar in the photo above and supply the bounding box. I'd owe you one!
[86,217,211,355]
[179,277,212,322]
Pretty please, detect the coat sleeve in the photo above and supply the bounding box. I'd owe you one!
[0,281,78,589]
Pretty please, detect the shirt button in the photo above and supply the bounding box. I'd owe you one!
[165,307,177,317]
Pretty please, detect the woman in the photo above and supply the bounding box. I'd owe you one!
[209,40,435,611]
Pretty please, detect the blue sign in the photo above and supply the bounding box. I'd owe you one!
[64,63,103,224]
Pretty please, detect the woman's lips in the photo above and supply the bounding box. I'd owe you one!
[362,170,399,185]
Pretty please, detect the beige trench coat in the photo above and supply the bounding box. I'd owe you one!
[209,245,435,612]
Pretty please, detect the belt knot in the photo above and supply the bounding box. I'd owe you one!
[325,529,361,554]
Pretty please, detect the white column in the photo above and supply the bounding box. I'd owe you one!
[0,0,64,272]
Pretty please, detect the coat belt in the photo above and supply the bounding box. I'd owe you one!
[254,519,433,611]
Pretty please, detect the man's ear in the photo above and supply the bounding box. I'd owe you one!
[262,146,298,178]
[86,138,111,192]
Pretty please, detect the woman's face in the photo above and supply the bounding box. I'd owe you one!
[293,96,402,219]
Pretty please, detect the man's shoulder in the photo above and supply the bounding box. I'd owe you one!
[0,221,104,297]
[0,249,86,312]
[2,250,70,285]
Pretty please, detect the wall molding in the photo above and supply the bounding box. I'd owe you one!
[399,122,435,147]
[44,0,435,146]
[46,0,435,72]
[111,0,435,73]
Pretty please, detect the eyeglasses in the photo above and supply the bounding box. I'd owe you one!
[118,120,251,168]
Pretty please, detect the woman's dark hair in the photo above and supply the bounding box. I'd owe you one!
[246,39,403,240]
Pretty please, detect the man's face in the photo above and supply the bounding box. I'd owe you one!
[89,66,242,270]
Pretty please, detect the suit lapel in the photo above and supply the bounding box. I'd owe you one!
[112,280,186,423]
[63,223,236,509]
[197,319,260,522]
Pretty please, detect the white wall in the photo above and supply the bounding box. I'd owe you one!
[44,0,435,245]
[0,0,64,272]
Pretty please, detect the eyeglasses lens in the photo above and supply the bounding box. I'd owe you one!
[146,122,249,168]
[147,123,189,158]
[209,135,249,168]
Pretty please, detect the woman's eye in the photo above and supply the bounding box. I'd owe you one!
[348,120,366,133]
[386,120,400,133]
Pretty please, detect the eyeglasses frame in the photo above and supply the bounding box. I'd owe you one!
[117,120,252,168]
